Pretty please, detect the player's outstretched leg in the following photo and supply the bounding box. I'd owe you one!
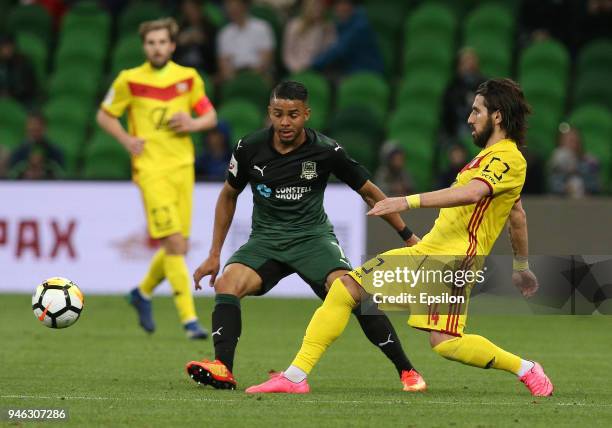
[246,277,357,394]
[127,248,166,333]
[431,332,553,396]
[354,309,426,392]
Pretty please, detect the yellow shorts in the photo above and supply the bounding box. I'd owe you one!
[349,246,480,337]
[136,166,194,239]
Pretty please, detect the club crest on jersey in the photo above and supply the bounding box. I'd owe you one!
[176,82,189,93]
[300,161,318,180]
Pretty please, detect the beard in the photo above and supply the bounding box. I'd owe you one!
[150,55,170,69]
[472,116,494,148]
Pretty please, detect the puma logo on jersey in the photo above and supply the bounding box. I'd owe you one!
[334,144,342,151]
[212,327,223,337]
[253,165,267,176]
[378,334,394,347]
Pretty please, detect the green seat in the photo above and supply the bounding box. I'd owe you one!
[329,106,385,144]
[396,70,448,114]
[47,69,100,101]
[221,71,271,108]
[55,31,107,73]
[45,126,84,177]
[388,105,439,142]
[217,100,264,144]
[203,2,225,28]
[526,109,559,158]
[16,31,47,85]
[337,72,390,121]
[82,138,131,180]
[574,71,612,111]
[568,104,612,165]
[111,35,145,76]
[577,38,612,77]
[464,34,512,78]
[521,71,566,120]
[392,130,434,191]
[61,10,111,49]
[518,39,570,87]
[6,3,52,43]
[0,97,27,149]
[403,36,454,75]
[117,1,166,36]
[289,71,331,130]
[44,96,91,130]
[464,3,514,49]
[329,130,378,173]
[366,1,406,41]
[404,3,456,49]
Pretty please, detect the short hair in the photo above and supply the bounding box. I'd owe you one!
[270,81,308,103]
[139,17,179,43]
[475,78,532,146]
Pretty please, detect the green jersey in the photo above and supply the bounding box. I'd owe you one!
[226,127,370,240]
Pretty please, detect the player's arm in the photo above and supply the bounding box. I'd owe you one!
[508,199,539,298]
[193,181,241,289]
[357,180,420,246]
[367,179,490,216]
[96,108,144,156]
[169,74,218,133]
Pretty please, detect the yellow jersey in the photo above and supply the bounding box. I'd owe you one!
[417,139,526,257]
[101,61,213,180]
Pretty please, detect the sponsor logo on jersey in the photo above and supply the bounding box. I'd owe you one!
[300,161,318,180]
[275,186,311,201]
[228,154,238,177]
[257,183,272,198]
[253,164,267,176]
[176,82,189,93]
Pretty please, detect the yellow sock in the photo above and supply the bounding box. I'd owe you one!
[164,254,197,324]
[139,248,166,297]
[291,279,357,374]
[433,334,522,374]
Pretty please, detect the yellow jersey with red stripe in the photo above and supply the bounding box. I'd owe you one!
[418,138,526,257]
[101,61,213,180]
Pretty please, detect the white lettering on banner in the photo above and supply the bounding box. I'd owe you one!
[0,183,365,296]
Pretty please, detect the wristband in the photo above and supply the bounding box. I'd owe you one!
[405,194,421,209]
[398,226,413,240]
[513,256,529,271]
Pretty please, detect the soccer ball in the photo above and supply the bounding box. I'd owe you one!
[32,277,84,328]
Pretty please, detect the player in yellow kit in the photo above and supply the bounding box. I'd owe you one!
[247,78,554,396]
[96,18,217,339]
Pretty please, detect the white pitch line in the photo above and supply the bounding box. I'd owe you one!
[1,395,611,408]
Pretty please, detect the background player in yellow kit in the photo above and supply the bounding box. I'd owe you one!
[96,18,217,339]
[246,78,554,396]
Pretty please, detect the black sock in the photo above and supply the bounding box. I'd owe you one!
[211,294,241,373]
[353,307,414,376]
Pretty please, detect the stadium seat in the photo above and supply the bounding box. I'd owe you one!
[521,71,566,121]
[0,97,27,149]
[365,1,406,42]
[55,30,107,73]
[526,109,559,158]
[117,1,167,36]
[82,138,131,180]
[111,35,145,76]
[44,96,91,131]
[392,130,435,191]
[388,105,439,143]
[289,71,331,130]
[6,3,52,43]
[576,38,612,78]
[47,68,100,101]
[568,104,612,165]
[61,8,111,49]
[221,71,272,108]
[337,72,390,121]
[463,34,512,78]
[217,100,264,144]
[464,2,514,50]
[330,129,378,173]
[403,36,454,76]
[328,106,385,145]
[45,125,85,176]
[404,3,456,50]
[16,31,47,85]
[518,39,570,87]
[396,70,448,114]
[573,71,612,111]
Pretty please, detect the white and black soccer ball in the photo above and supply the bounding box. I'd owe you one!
[32,277,84,329]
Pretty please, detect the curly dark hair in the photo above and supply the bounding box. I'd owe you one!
[475,78,532,146]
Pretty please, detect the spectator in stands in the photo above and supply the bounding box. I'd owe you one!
[520,146,546,194]
[282,0,336,74]
[441,47,486,145]
[175,0,218,74]
[436,144,468,189]
[10,112,63,172]
[374,142,414,197]
[310,0,383,77]
[0,33,38,107]
[0,144,10,178]
[254,0,298,20]
[217,0,276,82]
[12,149,62,180]
[549,126,600,197]
[195,122,232,180]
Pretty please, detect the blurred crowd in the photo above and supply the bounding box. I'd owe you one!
[1,0,610,199]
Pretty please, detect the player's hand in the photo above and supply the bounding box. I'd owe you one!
[121,135,145,156]
[512,269,539,298]
[193,255,220,290]
[168,112,195,133]
[367,197,409,216]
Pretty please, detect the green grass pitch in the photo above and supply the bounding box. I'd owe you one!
[2,294,612,427]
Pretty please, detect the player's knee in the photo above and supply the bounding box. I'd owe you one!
[430,331,459,350]
[213,275,249,298]
[339,274,362,303]
[162,234,187,255]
